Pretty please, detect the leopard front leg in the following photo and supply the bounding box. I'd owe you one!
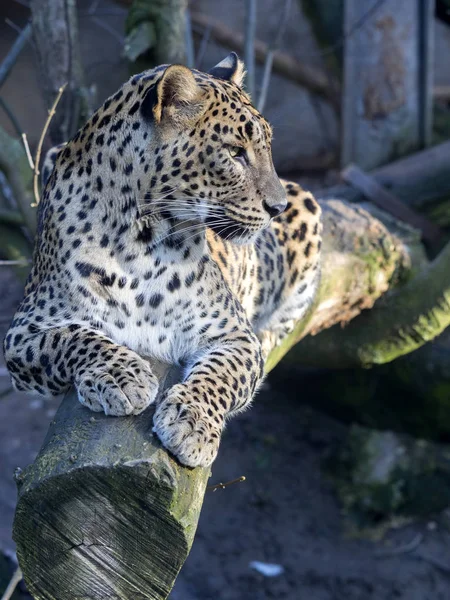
[153,327,264,467]
[4,324,159,416]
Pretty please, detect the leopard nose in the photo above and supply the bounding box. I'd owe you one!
[263,200,287,218]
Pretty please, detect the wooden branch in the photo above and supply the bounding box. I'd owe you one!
[320,139,450,228]
[32,84,67,207]
[191,11,340,106]
[14,363,209,600]
[257,0,292,112]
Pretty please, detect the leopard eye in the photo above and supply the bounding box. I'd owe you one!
[229,146,247,163]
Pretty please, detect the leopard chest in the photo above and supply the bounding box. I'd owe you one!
[75,257,227,364]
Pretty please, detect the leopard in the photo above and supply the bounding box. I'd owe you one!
[4,53,322,468]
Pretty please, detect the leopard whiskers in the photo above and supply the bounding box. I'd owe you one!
[137,197,225,221]
[151,218,231,247]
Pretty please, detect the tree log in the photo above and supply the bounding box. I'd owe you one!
[319,140,450,227]
[13,363,209,600]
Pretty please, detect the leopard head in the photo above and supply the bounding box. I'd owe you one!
[137,53,287,245]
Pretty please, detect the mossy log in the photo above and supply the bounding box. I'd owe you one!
[13,363,209,600]
[265,198,424,371]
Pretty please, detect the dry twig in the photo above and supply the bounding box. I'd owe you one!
[207,476,246,492]
[32,83,67,207]
[0,259,30,266]
[21,133,35,170]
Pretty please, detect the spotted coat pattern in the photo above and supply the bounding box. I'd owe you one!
[4,55,321,467]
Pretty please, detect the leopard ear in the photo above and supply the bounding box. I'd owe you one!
[209,52,246,88]
[142,65,204,125]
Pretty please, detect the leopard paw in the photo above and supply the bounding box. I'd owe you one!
[75,355,158,416]
[152,383,223,468]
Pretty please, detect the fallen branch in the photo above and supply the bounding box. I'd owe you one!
[191,11,340,107]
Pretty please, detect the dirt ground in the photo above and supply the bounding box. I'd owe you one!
[1,269,449,600]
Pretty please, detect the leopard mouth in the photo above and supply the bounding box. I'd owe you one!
[205,216,261,245]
